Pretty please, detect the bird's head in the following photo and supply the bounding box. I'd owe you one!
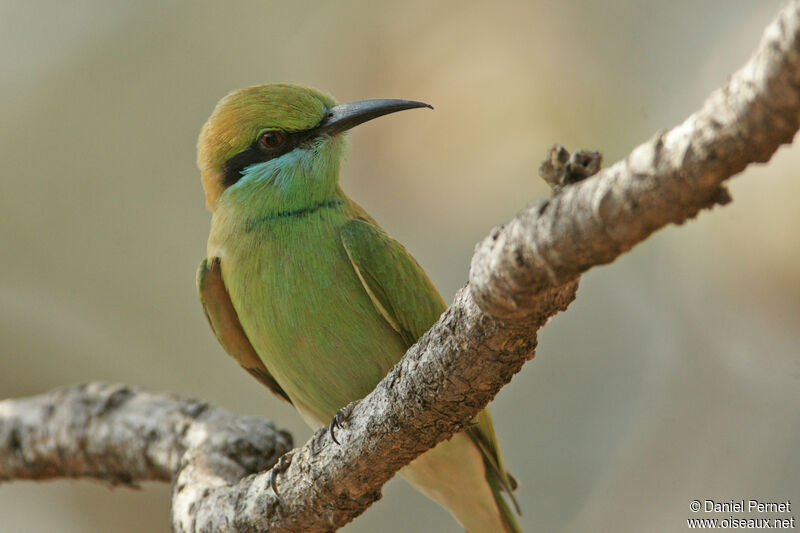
[197,83,431,212]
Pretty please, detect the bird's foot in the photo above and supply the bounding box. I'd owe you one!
[269,451,294,498]
[328,406,352,445]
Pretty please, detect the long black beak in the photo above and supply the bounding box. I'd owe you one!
[310,99,433,137]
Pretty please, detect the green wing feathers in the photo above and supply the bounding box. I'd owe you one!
[340,219,521,527]
[340,219,446,346]
[197,257,291,403]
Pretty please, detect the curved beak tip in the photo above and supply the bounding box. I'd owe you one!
[313,98,434,136]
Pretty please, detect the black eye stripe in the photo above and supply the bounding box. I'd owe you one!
[221,131,310,188]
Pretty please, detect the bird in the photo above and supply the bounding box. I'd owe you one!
[196,83,520,533]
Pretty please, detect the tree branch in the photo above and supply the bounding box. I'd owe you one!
[2,1,800,531]
[0,383,292,487]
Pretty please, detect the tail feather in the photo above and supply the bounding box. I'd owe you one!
[400,431,523,533]
[467,409,521,516]
[487,472,523,533]
[471,430,521,515]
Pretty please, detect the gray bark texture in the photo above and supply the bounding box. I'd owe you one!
[2,1,800,531]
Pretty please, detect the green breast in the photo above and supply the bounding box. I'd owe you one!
[217,207,407,425]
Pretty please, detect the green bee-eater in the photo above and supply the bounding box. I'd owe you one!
[196,83,520,533]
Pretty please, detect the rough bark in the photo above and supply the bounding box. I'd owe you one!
[0,383,292,486]
[2,1,800,531]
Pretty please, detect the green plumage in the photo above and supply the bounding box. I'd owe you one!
[197,84,520,533]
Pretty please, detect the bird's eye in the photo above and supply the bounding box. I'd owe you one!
[259,130,285,150]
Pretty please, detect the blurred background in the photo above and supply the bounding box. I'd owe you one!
[1,1,797,531]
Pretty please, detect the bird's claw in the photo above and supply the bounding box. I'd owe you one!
[269,452,293,498]
[328,407,350,445]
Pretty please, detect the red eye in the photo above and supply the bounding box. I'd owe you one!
[260,130,285,149]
